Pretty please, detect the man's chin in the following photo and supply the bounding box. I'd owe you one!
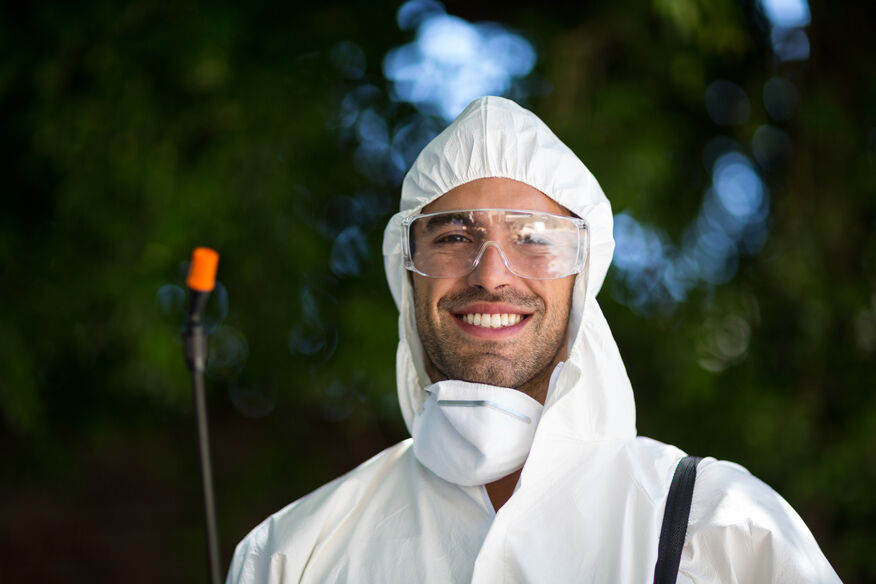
[442,359,524,389]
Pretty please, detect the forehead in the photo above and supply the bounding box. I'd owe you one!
[422,177,571,216]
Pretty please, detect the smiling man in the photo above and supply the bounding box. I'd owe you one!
[227,97,840,583]
[412,179,575,402]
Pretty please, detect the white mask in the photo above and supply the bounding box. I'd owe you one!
[411,379,545,487]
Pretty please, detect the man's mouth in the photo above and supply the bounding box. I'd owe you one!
[451,302,532,332]
[458,312,525,328]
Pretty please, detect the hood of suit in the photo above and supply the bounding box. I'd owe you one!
[382,96,636,442]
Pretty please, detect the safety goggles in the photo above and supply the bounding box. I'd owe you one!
[401,208,588,280]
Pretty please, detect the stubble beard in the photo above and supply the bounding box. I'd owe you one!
[414,286,571,391]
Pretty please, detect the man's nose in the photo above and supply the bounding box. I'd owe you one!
[466,243,514,291]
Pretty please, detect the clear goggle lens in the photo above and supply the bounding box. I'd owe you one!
[402,209,588,280]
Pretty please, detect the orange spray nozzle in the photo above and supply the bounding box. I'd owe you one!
[186,247,220,292]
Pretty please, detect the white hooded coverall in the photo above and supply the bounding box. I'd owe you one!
[227,97,841,583]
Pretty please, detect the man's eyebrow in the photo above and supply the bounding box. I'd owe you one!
[423,213,475,230]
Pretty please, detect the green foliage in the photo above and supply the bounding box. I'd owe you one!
[0,0,872,581]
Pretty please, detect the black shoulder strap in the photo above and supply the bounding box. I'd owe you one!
[653,455,702,584]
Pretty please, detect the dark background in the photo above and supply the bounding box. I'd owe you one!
[0,0,873,581]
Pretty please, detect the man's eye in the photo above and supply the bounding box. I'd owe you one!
[435,233,472,244]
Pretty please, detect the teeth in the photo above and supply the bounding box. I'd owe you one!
[461,313,524,328]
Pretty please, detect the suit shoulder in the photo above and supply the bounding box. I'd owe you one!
[683,458,841,582]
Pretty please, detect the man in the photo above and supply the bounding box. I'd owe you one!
[227,97,840,582]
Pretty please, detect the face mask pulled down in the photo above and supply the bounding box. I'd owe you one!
[411,380,545,487]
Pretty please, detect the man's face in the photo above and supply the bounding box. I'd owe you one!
[411,177,576,404]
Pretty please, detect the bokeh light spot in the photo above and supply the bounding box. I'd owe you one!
[752,125,792,169]
[705,80,751,126]
[770,27,810,61]
[612,150,769,313]
[713,153,765,219]
[202,282,229,333]
[384,0,537,121]
[759,0,811,28]
[331,226,370,277]
[330,41,367,80]
[758,0,811,62]
[229,384,276,418]
[207,325,249,379]
[763,77,800,121]
[156,284,185,317]
[397,0,445,31]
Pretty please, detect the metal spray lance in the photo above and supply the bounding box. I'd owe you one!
[183,247,222,584]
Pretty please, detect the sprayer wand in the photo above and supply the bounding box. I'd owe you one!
[183,247,222,584]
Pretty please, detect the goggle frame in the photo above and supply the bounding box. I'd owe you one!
[401,208,589,280]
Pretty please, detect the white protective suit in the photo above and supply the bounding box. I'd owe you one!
[227,97,841,583]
